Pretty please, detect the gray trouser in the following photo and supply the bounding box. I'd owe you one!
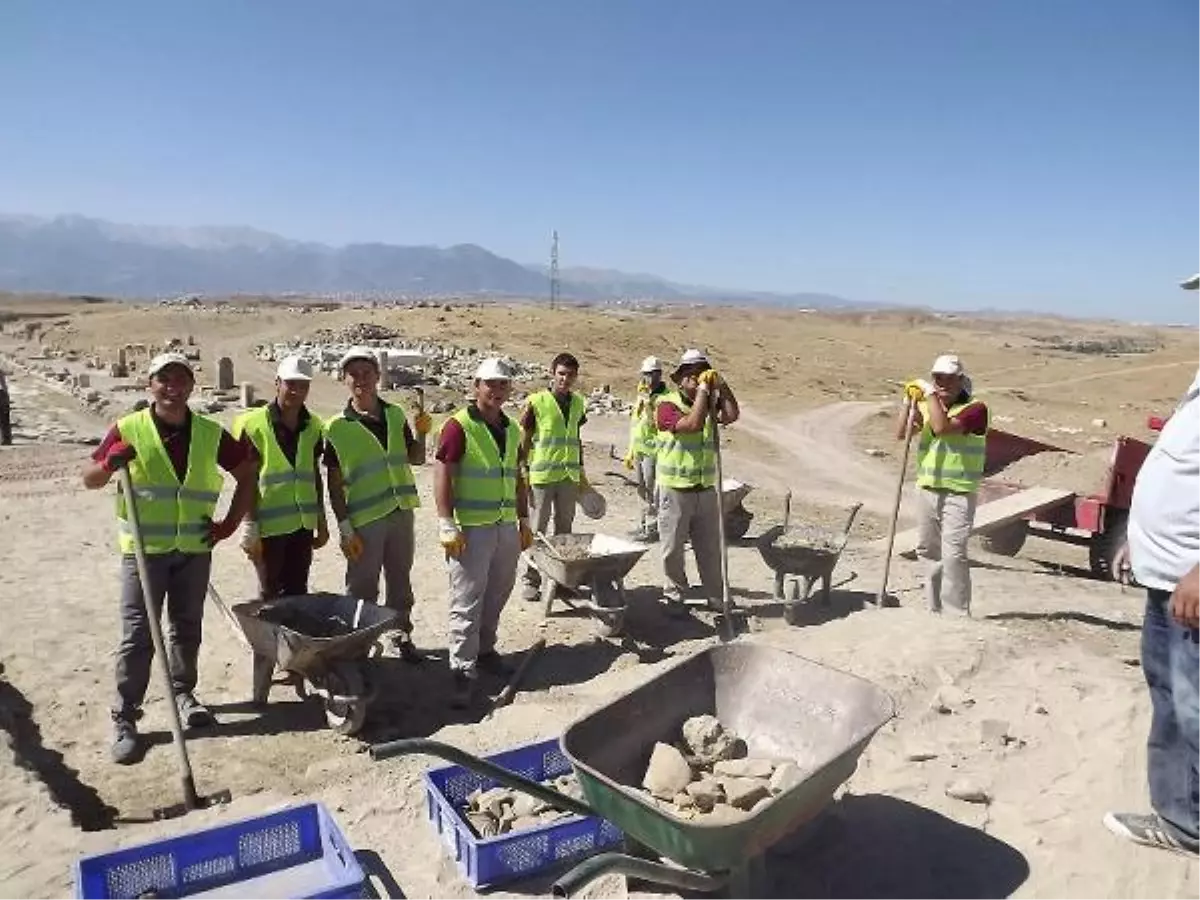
[658,486,724,604]
[915,487,977,614]
[113,551,212,719]
[346,507,416,635]
[635,454,658,530]
[448,523,520,674]
[523,480,578,588]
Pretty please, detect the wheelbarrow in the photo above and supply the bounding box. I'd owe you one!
[756,494,862,625]
[371,643,895,897]
[231,592,398,736]
[721,478,755,540]
[530,533,649,638]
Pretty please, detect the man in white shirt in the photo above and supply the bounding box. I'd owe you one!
[1104,274,1199,857]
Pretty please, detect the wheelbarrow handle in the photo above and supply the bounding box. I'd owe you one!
[368,738,595,818]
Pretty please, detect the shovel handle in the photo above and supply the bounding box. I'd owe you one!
[877,398,918,603]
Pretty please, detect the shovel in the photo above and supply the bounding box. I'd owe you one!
[709,391,737,642]
[116,464,231,818]
[876,396,917,607]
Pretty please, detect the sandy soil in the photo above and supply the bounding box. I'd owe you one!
[0,297,1196,898]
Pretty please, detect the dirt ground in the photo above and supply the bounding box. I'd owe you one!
[0,295,1196,898]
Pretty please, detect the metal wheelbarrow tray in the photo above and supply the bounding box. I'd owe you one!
[531,533,649,637]
[756,500,861,624]
[232,592,399,736]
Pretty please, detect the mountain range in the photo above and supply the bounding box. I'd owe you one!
[0,213,860,308]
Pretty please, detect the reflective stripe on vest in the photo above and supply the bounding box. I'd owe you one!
[915,399,989,493]
[233,406,323,538]
[655,391,716,490]
[115,408,223,555]
[629,391,662,459]
[451,409,521,527]
[325,405,420,529]
[527,390,585,485]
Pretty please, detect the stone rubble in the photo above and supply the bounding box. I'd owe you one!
[460,773,585,839]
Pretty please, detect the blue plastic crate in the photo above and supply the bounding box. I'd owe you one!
[74,802,365,899]
[423,737,624,889]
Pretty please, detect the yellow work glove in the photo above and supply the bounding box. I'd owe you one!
[519,519,534,552]
[338,519,365,562]
[578,471,592,493]
[240,521,263,563]
[413,411,433,436]
[698,369,721,389]
[623,450,635,471]
[904,379,934,402]
[439,517,466,560]
[636,380,650,394]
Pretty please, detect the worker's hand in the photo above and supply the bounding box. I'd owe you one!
[1169,566,1199,630]
[102,441,137,473]
[622,450,635,471]
[1113,541,1133,586]
[205,516,238,547]
[698,369,722,390]
[312,518,330,550]
[519,518,534,552]
[240,521,263,561]
[439,517,466,560]
[413,411,433,436]
[578,470,592,493]
[904,379,934,402]
[338,519,364,562]
[636,380,650,394]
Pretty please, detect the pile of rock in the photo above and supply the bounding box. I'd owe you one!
[636,715,803,824]
[460,773,585,838]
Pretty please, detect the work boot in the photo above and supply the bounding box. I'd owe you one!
[175,692,217,729]
[111,715,141,766]
[390,633,424,665]
[477,651,514,678]
[450,670,476,710]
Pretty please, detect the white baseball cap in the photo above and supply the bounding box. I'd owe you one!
[474,357,514,381]
[276,355,313,381]
[1181,274,1199,290]
[640,356,662,374]
[931,354,965,376]
[339,346,379,373]
[147,352,194,378]
[671,348,710,381]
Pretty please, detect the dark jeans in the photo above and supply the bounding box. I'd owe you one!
[259,528,315,598]
[113,551,211,720]
[0,394,11,445]
[1143,589,1199,846]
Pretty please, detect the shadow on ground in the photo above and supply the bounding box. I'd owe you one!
[984,610,1140,633]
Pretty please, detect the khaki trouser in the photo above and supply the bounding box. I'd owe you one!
[635,453,658,531]
[915,487,977,614]
[658,486,724,604]
[346,507,416,635]
[522,479,578,591]
[448,523,520,674]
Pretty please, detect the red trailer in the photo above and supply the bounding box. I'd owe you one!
[977,419,1161,579]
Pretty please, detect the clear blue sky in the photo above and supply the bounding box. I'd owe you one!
[2,1,1196,320]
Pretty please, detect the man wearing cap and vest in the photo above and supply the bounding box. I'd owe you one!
[655,350,740,612]
[519,352,592,600]
[624,356,667,542]
[900,354,990,615]
[324,346,431,662]
[233,355,329,599]
[82,352,257,765]
[435,357,534,707]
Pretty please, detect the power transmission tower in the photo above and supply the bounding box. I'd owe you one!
[549,230,560,310]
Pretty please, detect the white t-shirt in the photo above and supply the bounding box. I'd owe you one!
[1128,370,1200,592]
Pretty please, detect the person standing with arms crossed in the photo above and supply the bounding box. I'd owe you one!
[519,352,592,600]
[624,356,667,542]
[323,347,431,662]
[233,355,330,598]
[434,358,534,708]
[82,352,256,764]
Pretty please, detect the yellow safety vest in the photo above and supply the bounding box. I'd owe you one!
[451,408,521,527]
[325,404,420,529]
[655,391,716,490]
[628,387,664,459]
[233,406,323,538]
[916,399,989,494]
[527,390,585,486]
[115,408,223,555]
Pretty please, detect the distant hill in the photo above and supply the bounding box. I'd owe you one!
[0,213,865,308]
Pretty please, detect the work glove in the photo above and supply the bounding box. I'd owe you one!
[240,521,263,562]
[413,411,433,436]
[313,519,330,550]
[205,516,238,547]
[519,518,534,552]
[578,470,592,493]
[338,519,364,562]
[697,369,722,390]
[439,517,466,560]
[636,381,650,394]
[623,450,635,471]
[904,379,934,402]
[102,441,137,473]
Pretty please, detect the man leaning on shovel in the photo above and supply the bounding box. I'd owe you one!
[82,352,257,765]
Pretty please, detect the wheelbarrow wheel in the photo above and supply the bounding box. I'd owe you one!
[724,507,753,541]
[783,579,801,626]
[317,664,368,736]
[325,697,368,736]
[592,580,626,638]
